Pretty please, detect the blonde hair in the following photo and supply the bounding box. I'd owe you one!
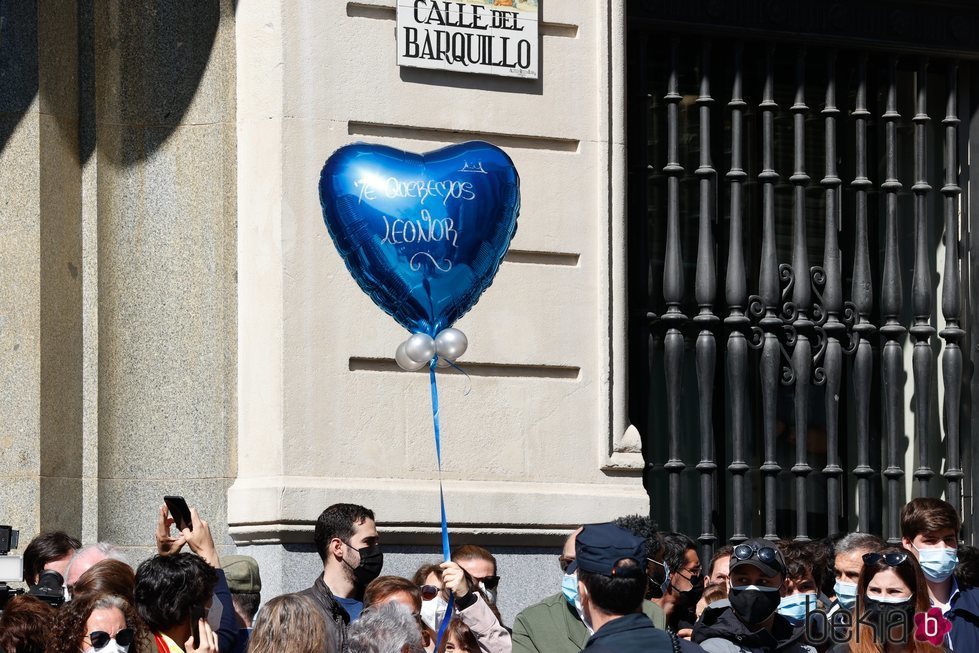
[247,594,333,653]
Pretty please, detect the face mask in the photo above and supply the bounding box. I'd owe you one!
[729,585,781,626]
[646,559,671,600]
[913,545,958,583]
[863,595,915,641]
[834,580,858,611]
[82,642,129,653]
[344,543,384,587]
[479,581,497,604]
[576,583,594,634]
[778,593,815,624]
[675,574,706,607]
[561,572,578,606]
[420,595,448,632]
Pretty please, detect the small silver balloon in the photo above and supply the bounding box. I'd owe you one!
[395,342,427,371]
[434,328,468,362]
[404,333,436,364]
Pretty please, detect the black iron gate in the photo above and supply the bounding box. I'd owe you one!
[626,1,979,559]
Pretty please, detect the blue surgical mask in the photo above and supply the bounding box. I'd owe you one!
[778,593,816,624]
[562,572,578,606]
[834,580,858,611]
[914,545,958,583]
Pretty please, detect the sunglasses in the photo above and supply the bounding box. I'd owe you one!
[89,629,134,650]
[559,556,575,573]
[419,584,440,601]
[473,575,500,590]
[863,552,909,567]
[733,543,783,570]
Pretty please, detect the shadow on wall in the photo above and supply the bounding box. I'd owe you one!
[0,0,228,165]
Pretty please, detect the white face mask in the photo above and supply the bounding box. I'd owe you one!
[479,581,498,605]
[420,595,448,632]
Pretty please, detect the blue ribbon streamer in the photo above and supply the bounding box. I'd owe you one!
[430,358,456,646]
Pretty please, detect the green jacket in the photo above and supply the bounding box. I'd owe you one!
[512,593,667,653]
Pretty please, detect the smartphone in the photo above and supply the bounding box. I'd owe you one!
[164,495,193,532]
[190,603,204,649]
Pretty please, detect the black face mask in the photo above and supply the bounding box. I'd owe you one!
[346,544,384,587]
[729,586,781,626]
[674,574,706,607]
[862,596,915,643]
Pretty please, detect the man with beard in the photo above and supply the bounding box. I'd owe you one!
[693,538,815,653]
[298,503,383,652]
[651,533,706,637]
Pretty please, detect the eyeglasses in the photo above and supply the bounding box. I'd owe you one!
[559,555,575,573]
[733,543,784,570]
[473,575,500,590]
[863,552,909,567]
[419,584,440,601]
[89,629,134,650]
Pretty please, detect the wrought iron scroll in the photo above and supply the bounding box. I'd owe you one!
[662,39,687,532]
[941,62,965,514]
[725,43,750,545]
[911,60,935,497]
[694,41,719,561]
[881,57,905,544]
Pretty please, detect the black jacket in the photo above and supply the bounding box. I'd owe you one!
[582,612,689,653]
[296,575,347,653]
[693,605,815,652]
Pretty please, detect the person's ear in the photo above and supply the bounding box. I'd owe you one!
[330,537,345,560]
[901,537,914,552]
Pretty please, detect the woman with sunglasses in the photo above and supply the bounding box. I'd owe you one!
[829,548,945,653]
[47,593,149,653]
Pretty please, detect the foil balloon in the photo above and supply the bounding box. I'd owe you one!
[319,142,520,336]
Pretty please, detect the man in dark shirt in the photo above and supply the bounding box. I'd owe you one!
[297,503,383,652]
[577,522,692,653]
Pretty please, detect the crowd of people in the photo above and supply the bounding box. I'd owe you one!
[1,497,977,653]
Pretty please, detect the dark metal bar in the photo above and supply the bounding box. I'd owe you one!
[758,46,782,540]
[694,41,718,560]
[941,62,965,514]
[662,39,687,532]
[881,57,905,544]
[820,51,845,538]
[911,59,935,498]
[789,50,812,542]
[726,43,750,545]
[850,56,876,534]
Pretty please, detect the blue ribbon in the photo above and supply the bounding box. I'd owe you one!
[430,358,455,646]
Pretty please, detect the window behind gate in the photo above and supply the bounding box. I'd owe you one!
[626,1,979,558]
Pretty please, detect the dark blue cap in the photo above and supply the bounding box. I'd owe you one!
[575,523,647,578]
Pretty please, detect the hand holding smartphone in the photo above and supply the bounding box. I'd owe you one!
[164,495,193,532]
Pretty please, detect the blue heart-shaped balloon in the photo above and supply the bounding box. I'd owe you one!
[319,142,520,336]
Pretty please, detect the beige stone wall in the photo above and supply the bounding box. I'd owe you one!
[231,0,643,547]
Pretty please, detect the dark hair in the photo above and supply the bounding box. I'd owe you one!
[134,553,218,631]
[22,531,81,585]
[232,593,262,622]
[451,545,497,573]
[437,617,479,653]
[72,559,136,604]
[47,593,148,653]
[613,514,661,558]
[578,560,646,616]
[780,539,826,590]
[708,545,734,578]
[661,532,697,573]
[412,563,443,588]
[956,545,979,588]
[901,498,960,541]
[363,576,422,611]
[313,504,375,561]
[0,595,56,653]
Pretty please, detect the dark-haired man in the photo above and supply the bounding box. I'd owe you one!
[298,503,382,652]
[693,538,814,653]
[577,523,687,653]
[22,531,80,587]
[138,505,237,653]
[651,532,705,635]
[901,497,979,650]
